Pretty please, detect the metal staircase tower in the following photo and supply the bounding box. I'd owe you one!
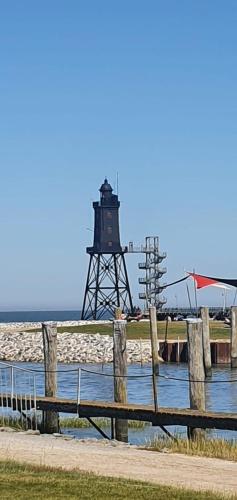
[138,236,167,310]
[127,236,167,311]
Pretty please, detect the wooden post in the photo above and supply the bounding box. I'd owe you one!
[231,306,237,368]
[149,306,159,375]
[200,307,212,377]
[115,307,122,319]
[177,337,180,363]
[42,322,59,433]
[113,317,128,442]
[186,318,206,440]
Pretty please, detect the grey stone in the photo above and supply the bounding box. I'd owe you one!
[25,429,40,435]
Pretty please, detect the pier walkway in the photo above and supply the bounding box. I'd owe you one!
[1,361,237,434]
[35,398,237,431]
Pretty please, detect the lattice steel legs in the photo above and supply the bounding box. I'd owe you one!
[81,253,133,320]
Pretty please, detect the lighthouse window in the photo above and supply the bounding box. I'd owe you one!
[108,241,112,247]
[107,211,112,219]
[107,226,112,234]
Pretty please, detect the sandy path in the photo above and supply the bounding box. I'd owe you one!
[0,432,236,495]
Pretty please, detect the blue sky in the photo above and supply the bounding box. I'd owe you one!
[0,1,237,310]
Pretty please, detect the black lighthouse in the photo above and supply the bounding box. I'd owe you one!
[81,179,133,320]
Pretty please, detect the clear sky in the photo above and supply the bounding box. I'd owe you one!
[0,1,237,310]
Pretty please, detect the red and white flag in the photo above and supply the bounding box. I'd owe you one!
[188,272,230,290]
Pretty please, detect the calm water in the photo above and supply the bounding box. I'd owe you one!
[9,361,237,444]
[0,311,82,323]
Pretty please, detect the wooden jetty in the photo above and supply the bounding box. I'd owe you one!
[0,311,236,440]
[2,394,237,432]
[36,398,237,431]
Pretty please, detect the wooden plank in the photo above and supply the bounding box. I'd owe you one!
[216,342,230,364]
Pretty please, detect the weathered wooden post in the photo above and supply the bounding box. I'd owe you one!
[149,306,159,376]
[115,307,122,320]
[186,318,206,440]
[231,306,237,368]
[177,337,180,363]
[42,322,59,433]
[113,316,128,442]
[200,307,212,377]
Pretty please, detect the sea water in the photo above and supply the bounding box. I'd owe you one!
[0,311,81,323]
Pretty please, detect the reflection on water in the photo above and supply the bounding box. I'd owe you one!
[11,361,237,444]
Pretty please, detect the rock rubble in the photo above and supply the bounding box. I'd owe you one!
[0,329,153,364]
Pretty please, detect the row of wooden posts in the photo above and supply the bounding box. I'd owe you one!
[41,306,237,441]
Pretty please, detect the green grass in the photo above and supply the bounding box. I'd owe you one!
[0,460,234,499]
[28,320,230,341]
[0,416,25,430]
[146,435,237,462]
[0,416,147,432]
[60,416,148,429]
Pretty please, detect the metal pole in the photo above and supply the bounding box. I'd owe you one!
[10,366,14,399]
[77,368,81,406]
[193,269,198,317]
[33,375,37,430]
[186,283,192,311]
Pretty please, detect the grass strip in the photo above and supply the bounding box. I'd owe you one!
[0,416,25,430]
[0,414,149,432]
[0,460,234,499]
[145,435,237,462]
[60,416,148,429]
[27,321,230,340]
[0,416,148,431]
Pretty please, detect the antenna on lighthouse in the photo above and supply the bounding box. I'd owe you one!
[117,172,119,196]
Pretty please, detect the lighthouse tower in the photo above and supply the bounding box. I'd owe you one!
[81,179,133,320]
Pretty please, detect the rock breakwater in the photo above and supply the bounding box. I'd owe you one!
[0,330,153,364]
